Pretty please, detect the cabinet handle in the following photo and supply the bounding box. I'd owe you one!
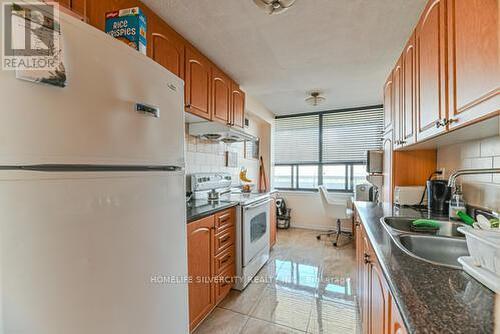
[218,213,230,222]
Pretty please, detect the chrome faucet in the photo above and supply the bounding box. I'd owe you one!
[448,168,500,189]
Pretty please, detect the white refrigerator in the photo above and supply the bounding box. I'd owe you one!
[0,8,189,334]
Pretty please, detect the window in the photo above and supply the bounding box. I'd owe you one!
[273,106,384,192]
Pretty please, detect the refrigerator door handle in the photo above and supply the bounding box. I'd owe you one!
[0,164,184,172]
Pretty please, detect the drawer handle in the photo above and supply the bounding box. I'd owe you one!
[218,213,230,222]
[220,236,231,243]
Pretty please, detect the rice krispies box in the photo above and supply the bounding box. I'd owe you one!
[105,7,147,55]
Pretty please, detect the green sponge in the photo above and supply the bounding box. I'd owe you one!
[412,219,440,229]
[457,211,475,226]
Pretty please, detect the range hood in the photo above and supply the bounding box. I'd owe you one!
[189,122,257,143]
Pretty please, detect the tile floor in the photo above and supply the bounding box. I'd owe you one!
[194,228,361,334]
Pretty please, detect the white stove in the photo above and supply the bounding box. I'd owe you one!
[189,173,271,290]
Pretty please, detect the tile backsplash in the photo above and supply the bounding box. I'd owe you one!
[437,135,500,211]
[185,131,260,188]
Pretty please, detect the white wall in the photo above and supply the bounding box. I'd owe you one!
[277,191,354,231]
[437,134,500,211]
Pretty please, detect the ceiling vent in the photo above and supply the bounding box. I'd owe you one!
[253,0,296,15]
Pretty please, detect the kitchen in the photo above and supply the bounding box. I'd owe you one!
[0,0,499,334]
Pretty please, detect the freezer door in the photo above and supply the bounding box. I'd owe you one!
[0,171,189,334]
[0,12,185,167]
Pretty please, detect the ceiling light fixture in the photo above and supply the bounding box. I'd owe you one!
[253,0,297,15]
[305,92,326,107]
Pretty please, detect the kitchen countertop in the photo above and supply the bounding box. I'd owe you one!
[186,200,239,223]
[354,201,495,334]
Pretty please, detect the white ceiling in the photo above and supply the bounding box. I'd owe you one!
[141,0,427,115]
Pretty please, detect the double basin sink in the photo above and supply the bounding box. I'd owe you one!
[381,217,469,269]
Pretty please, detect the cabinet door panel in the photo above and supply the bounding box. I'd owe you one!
[356,222,366,326]
[448,0,500,128]
[403,33,416,146]
[185,47,211,120]
[416,0,447,141]
[369,262,389,334]
[382,132,393,204]
[187,216,215,331]
[390,297,408,334]
[151,31,185,79]
[231,83,246,128]
[269,198,277,248]
[383,74,394,133]
[212,67,231,124]
[393,58,404,149]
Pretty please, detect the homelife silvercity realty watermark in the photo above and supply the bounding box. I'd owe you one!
[2,2,61,71]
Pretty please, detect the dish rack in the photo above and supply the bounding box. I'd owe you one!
[458,226,500,293]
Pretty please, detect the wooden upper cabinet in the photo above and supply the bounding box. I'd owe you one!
[447,0,500,128]
[382,132,393,204]
[211,67,231,124]
[187,215,215,331]
[231,83,246,128]
[403,33,416,146]
[150,25,185,78]
[54,0,88,20]
[185,47,212,120]
[383,73,394,132]
[393,57,404,149]
[416,0,448,142]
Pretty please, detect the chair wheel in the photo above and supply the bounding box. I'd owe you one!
[316,236,321,240]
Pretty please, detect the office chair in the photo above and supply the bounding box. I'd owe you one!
[316,185,353,247]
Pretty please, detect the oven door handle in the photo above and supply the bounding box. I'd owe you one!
[244,198,272,210]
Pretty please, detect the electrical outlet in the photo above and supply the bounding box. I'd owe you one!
[437,168,446,177]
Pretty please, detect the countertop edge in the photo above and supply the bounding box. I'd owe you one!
[186,202,239,223]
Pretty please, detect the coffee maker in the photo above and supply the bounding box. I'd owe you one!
[427,180,451,213]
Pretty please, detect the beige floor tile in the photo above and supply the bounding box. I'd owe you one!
[241,318,305,334]
[249,286,314,332]
[219,281,268,315]
[194,308,248,334]
[307,299,360,334]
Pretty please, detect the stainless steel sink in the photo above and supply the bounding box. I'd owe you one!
[382,217,465,237]
[396,234,469,269]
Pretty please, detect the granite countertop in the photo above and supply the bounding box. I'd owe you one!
[354,201,495,334]
[186,200,239,223]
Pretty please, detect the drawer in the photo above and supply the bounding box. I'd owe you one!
[215,208,235,234]
[214,227,235,255]
[215,265,236,304]
[214,245,235,275]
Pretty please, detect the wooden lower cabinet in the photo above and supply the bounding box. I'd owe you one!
[187,208,236,332]
[356,211,407,334]
[270,197,277,249]
[390,297,407,334]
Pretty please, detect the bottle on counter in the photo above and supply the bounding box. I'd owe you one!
[449,184,466,221]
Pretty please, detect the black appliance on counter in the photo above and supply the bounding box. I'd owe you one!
[427,180,451,213]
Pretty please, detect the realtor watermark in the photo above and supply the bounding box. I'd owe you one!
[2,2,61,71]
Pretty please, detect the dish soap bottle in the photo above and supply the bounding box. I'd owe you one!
[449,185,466,220]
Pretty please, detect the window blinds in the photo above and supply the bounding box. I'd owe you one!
[274,115,319,164]
[322,108,384,163]
[274,107,383,165]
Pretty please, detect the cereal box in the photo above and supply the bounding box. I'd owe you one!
[105,7,147,55]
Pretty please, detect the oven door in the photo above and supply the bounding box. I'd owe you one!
[242,198,271,267]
